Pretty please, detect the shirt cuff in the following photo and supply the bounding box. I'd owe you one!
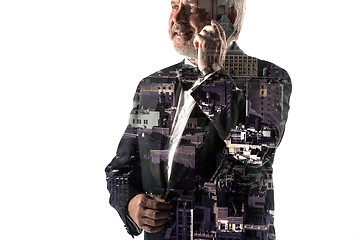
[201,62,223,77]
[125,204,142,236]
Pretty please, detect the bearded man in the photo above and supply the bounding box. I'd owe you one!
[106,1,291,239]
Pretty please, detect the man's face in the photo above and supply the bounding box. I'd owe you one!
[169,0,213,59]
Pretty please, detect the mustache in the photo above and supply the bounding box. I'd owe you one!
[172,23,193,32]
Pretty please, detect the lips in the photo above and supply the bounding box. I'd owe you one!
[173,30,193,42]
[172,24,193,40]
[174,30,193,37]
[175,31,192,36]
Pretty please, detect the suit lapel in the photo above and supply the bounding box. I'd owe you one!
[189,75,244,141]
[165,66,246,193]
[148,62,187,193]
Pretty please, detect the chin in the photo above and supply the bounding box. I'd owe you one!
[173,41,198,60]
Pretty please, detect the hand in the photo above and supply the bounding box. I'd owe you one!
[127,193,173,233]
[193,20,227,72]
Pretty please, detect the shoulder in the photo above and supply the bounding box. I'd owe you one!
[133,61,184,109]
[225,42,291,82]
[146,61,184,79]
[256,58,291,82]
[135,61,183,88]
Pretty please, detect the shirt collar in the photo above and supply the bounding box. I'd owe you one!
[184,58,197,67]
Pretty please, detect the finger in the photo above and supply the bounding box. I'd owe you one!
[211,20,226,41]
[141,217,168,227]
[142,224,166,233]
[200,25,216,36]
[193,34,205,49]
[143,209,172,220]
[144,198,173,210]
[148,194,166,203]
[148,195,174,208]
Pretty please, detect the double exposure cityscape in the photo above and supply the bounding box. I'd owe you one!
[106,45,291,240]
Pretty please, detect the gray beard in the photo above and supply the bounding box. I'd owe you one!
[173,40,198,61]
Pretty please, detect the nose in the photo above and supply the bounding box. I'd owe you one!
[173,4,188,23]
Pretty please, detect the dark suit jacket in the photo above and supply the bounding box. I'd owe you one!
[106,47,291,240]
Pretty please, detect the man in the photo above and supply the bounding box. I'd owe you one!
[106,0,291,239]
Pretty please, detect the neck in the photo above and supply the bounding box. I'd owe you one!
[187,58,198,66]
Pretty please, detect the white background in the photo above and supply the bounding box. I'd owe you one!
[1,0,359,239]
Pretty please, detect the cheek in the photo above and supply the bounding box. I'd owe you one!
[189,17,200,31]
[168,15,174,29]
[190,15,210,32]
[168,23,173,36]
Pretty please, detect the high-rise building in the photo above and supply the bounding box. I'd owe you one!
[224,53,259,77]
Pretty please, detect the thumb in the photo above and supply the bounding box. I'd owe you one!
[148,194,166,202]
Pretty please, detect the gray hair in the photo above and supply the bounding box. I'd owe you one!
[217,0,246,43]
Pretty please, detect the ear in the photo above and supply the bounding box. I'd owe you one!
[227,7,237,25]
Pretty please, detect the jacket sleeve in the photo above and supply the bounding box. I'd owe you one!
[222,65,292,168]
[105,82,144,237]
[229,65,292,168]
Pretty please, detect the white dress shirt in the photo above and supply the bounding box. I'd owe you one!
[166,59,214,182]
